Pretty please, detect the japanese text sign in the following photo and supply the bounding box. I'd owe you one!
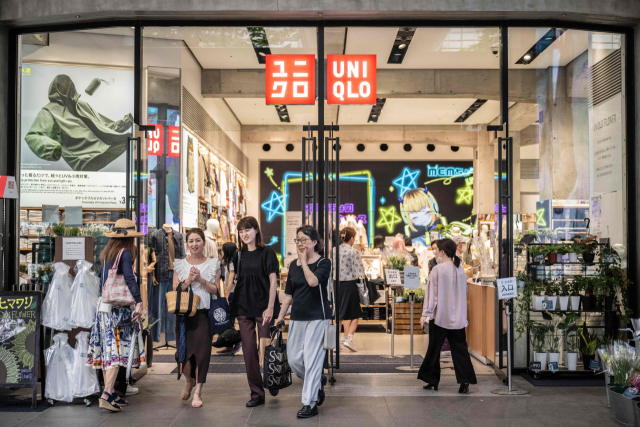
[147,125,163,156]
[385,269,402,286]
[497,277,517,300]
[265,54,316,105]
[327,55,376,105]
[0,176,18,199]
[168,126,180,158]
[404,266,420,289]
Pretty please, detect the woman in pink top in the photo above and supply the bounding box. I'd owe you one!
[417,239,477,394]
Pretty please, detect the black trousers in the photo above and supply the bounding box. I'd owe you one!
[417,320,477,385]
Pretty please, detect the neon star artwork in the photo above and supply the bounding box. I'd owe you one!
[377,206,402,233]
[261,191,286,222]
[264,167,280,190]
[456,186,473,204]
[392,168,420,197]
[536,209,547,227]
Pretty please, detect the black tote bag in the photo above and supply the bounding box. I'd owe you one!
[262,327,292,391]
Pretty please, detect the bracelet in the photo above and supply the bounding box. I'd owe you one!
[300,264,308,267]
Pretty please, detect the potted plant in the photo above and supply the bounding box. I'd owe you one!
[569,277,582,311]
[556,278,570,311]
[597,246,634,324]
[531,322,549,369]
[579,276,596,311]
[604,345,640,425]
[558,312,580,370]
[568,240,581,263]
[544,280,559,311]
[533,279,546,311]
[528,245,547,265]
[575,235,598,264]
[388,253,408,272]
[555,244,571,263]
[538,228,555,243]
[545,314,561,367]
[578,322,601,370]
[546,243,559,264]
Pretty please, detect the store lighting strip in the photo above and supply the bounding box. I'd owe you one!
[279,170,375,256]
[275,104,291,123]
[248,27,271,64]
[515,28,566,65]
[367,98,386,123]
[454,99,487,123]
[387,27,416,64]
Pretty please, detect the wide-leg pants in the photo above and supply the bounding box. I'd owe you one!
[287,319,330,406]
[417,319,477,386]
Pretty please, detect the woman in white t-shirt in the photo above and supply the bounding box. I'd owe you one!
[172,228,221,408]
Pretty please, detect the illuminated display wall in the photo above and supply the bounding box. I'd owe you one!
[260,160,474,257]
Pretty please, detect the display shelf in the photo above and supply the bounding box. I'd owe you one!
[529,309,614,313]
[20,234,39,238]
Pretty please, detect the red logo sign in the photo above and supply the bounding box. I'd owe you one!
[168,126,180,158]
[265,54,316,105]
[327,55,376,105]
[147,125,163,156]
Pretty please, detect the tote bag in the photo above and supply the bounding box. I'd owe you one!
[102,249,136,307]
[262,327,292,391]
[208,288,231,335]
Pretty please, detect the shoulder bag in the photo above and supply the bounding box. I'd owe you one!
[102,249,136,307]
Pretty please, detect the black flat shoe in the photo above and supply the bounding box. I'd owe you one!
[246,397,265,407]
[458,383,470,394]
[297,404,318,418]
[423,383,438,391]
[317,375,327,407]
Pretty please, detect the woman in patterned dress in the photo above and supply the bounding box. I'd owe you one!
[87,218,146,413]
[334,226,366,352]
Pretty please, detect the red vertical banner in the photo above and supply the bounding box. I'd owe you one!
[147,124,163,156]
[167,126,180,158]
[327,54,377,105]
[265,54,316,105]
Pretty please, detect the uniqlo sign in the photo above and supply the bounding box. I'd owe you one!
[147,125,163,156]
[265,54,316,105]
[168,126,180,157]
[327,55,376,105]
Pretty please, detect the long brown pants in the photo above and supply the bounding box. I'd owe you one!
[237,316,273,399]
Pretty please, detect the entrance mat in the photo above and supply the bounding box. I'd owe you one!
[520,373,605,387]
[157,354,426,365]
[0,395,51,412]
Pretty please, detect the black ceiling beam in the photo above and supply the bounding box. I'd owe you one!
[387,27,416,64]
[454,99,487,123]
[247,26,271,64]
[515,28,566,65]
[274,104,290,123]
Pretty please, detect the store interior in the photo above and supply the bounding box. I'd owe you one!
[16,26,628,370]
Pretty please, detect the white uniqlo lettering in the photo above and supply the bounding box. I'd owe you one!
[333,61,344,77]
[348,61,359,78]
[293,60,308,98]
[360,81,371,98]
[272,82,287,97]
[334,82,345,101]
[170,132,179,155]
[273,61,287,77]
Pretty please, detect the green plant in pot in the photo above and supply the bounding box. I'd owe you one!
[578,322,601,371]
[530,322,549,368]
[556,277,571,311]
[610,345,638,393]
[544,280,559,311]
[575,235,598,264]
[515,272,535,339]
[529,245,547,265]
[597,247,634,325]
[577,276,596,311]
[388,253,407,272]
[544,313,561,367]
[558,312,581,370]
[568,277,582,311]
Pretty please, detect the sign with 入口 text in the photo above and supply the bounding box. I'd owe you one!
[147,125,163,156]
[265,55,316,105]
[497,277,517,300]
[327,55,376,105]
[385,269,402,286]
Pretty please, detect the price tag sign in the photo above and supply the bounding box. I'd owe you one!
[529,361,542,371]
[589,360,602,370]
[385,269,402,286]
[497,277,518,300]
[542,300,554,310]
[533,253,545,264]
[403,266,420,290]
[548,362,558,372]
[624,388,638,398]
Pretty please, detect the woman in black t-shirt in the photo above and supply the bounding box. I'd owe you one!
[226,216,280,408]
[275,225,332,419]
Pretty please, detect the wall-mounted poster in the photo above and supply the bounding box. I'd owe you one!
[182,128,198,228]
[20,64,134,209]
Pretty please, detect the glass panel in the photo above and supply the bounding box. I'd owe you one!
[508,28,627,369]
[18,28,134,291]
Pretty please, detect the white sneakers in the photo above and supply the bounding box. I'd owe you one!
[340,336,347,345]
[342,334,357,352]
[125,385,139,396]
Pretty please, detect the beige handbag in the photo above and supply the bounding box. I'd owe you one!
[166,284,201,317]
[102,249,136,306]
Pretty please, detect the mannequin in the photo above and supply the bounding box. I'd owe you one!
[204,218,220,258]
[148,224,185,346]
[356,219,368,247]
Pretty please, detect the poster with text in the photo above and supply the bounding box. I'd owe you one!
[590,93,622,195]
[182,128,198,228]
[20,64,134,209]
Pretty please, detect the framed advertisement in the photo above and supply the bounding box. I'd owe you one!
[361,255,383,280]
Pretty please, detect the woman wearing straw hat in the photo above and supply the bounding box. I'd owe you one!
[87,218,146,413]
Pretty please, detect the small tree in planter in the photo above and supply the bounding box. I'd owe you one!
[558,312,580,370]
[569,277,583,311]
[556,278,571,311]
[544,313,561,366]
[531,322,549,368]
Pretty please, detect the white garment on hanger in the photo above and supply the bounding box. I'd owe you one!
[356,219,368,247]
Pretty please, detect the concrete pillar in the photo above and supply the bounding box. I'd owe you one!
[474,131,495,215]
[537,65,589,201]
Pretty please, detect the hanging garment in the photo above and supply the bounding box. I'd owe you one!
[220,169,228,208]
[356,219,369,247]
[42,263,73,331]
[198,153,206,199]
[69,260,100,328]
[25,75,133,172]
[187,137,195,193]
[204,230,219,259]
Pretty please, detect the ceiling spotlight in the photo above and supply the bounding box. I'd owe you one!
[403,144,412,152]
[371,114,377,118]
[259,52,266,57]
[523,54,531,61]
[427,144,436,152]
[398,44,407,49]
[75,15,81,18]
[262,143,271,152]
[252,36,262,41]
[380,144,389,152]
[286,144,294,152]
[451,146,460,152]
[357,144,365,152]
